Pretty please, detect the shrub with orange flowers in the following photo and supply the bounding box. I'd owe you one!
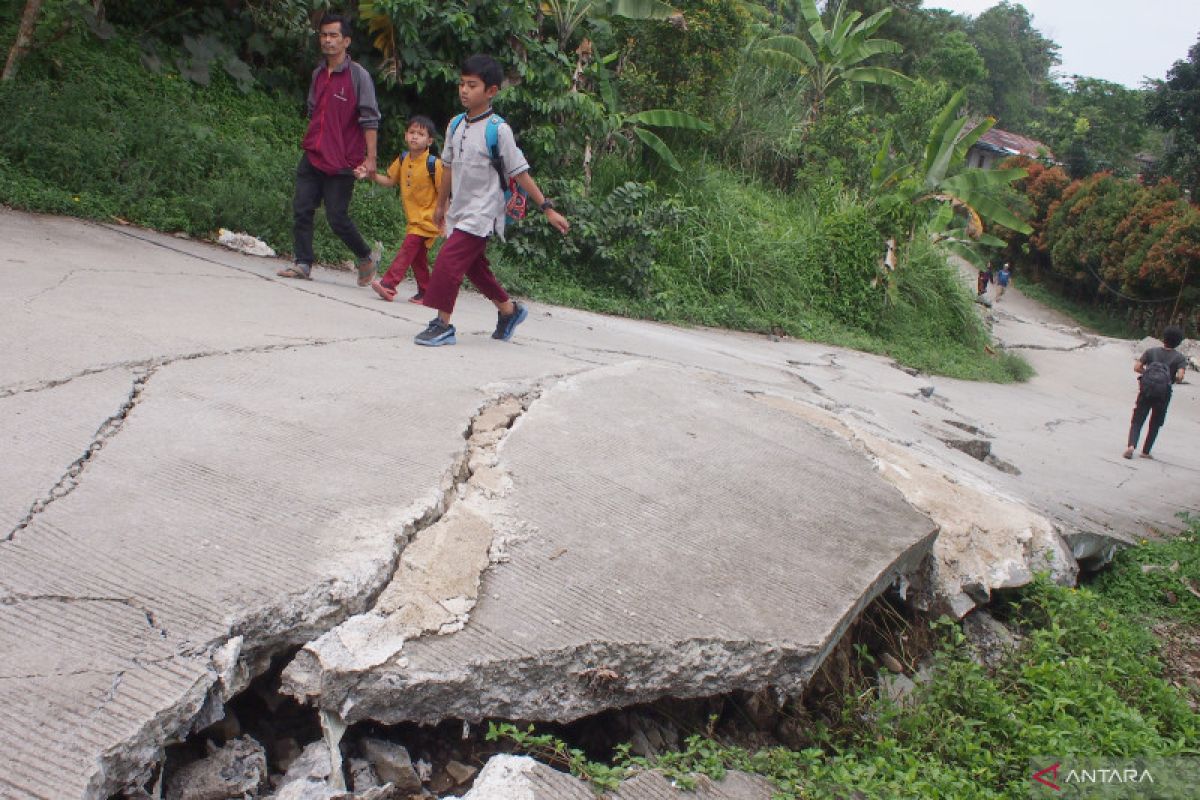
[1002,158,1199,331]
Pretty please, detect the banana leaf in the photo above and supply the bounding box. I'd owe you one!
[759,35,817,69]
[841,66,911,89]
[633,127,682,171]
[625,109,713,131]
[605,0,677,21]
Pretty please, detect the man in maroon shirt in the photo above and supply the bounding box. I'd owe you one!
[277,14,381,285]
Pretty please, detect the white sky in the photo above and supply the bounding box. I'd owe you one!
[925,1,1200,88]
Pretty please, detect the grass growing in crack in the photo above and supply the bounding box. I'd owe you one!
[490,517,1200,798]
[485,722,630,791]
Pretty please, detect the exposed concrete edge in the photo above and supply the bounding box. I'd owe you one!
[754,393,1080,617]
[302,519,935,727]
[88,664,215,799]
[84,502,438,799]
[278,388,543,716]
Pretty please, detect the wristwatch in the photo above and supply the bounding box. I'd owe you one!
[539,199,555,212]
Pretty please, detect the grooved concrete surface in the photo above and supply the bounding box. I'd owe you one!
[2,208,1197,799]
[297,362,935,725]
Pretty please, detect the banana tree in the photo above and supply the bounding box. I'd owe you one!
[615,109,712,172]
[543,0,680,51]
[752,0,911,117]
[569,53,711,177]
[872,89,1032,268]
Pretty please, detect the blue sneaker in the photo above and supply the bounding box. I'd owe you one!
[415,318,456,346]
[492,302,528,341]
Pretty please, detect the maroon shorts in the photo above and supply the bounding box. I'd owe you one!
[380,233,431,291]
[422,229,508,314]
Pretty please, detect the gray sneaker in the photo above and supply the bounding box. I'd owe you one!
[414,318,456,347]
[356,242,381,287]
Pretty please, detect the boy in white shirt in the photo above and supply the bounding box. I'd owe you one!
[415,55,569,346]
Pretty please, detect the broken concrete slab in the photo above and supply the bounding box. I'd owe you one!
[755,396,1077,617]
[610,770,777,800]
[0,345,579,798]
[283,363,938,725]
[457,755,593,800]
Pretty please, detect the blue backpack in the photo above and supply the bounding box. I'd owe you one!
[448,112,528,224]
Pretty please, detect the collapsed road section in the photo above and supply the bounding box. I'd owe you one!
[282,362,938,731]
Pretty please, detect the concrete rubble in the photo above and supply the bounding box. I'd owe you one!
[164,736,268,800]
[2,209,1197,798]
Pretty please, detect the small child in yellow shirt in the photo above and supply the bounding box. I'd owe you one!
[358,115,443,303]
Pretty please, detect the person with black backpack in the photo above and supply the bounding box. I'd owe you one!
[358,115,444,304]
[1124,326,1188,459]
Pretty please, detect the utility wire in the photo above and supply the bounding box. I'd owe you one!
[1084,263,1180,305]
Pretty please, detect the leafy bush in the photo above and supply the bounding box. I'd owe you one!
[0,35,404,263]
[1018,169,1200,331]
[1092,515,1200,624]
[498,178,682,298]
[613,0,751,116]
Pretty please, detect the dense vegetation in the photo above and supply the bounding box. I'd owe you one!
[1,1,1196,373]
[996,157,1200,333]
[492,515,1200,797]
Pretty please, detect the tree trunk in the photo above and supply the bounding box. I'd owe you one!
[2,0,45,82]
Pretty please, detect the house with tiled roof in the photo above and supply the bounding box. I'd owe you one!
[966,127,1056,170]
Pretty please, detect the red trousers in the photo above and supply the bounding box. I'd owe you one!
[422,229,508,314]
[380,233,431,291]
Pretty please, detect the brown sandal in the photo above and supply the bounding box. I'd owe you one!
[276,265,311,280]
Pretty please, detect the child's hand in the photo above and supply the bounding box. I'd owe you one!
[546,209,570,235]
[353,164,368,180]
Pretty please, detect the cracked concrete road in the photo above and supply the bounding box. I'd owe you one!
[1,208,1197,798]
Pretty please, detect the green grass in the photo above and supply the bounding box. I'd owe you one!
[493,516,1200,798]
[1,31,1030,383]
[1017,281,1146,340]
[0,34,405,264]
[1091,514,1200,624]
[495,157,1032,383]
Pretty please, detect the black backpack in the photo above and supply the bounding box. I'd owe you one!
[401,151,437,185]
[1140,360,1173,401]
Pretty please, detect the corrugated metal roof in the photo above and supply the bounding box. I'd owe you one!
[973,127,1055,160]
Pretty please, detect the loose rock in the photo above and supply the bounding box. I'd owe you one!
[360,739,422,795]
[164,735,268,800]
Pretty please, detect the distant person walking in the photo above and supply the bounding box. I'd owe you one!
[995,263,1011,301]
[1124,325,1188,459]
[358,115,443,304]
[976,264,994,303]
[413,54,569,347]
[277,13,381,285]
